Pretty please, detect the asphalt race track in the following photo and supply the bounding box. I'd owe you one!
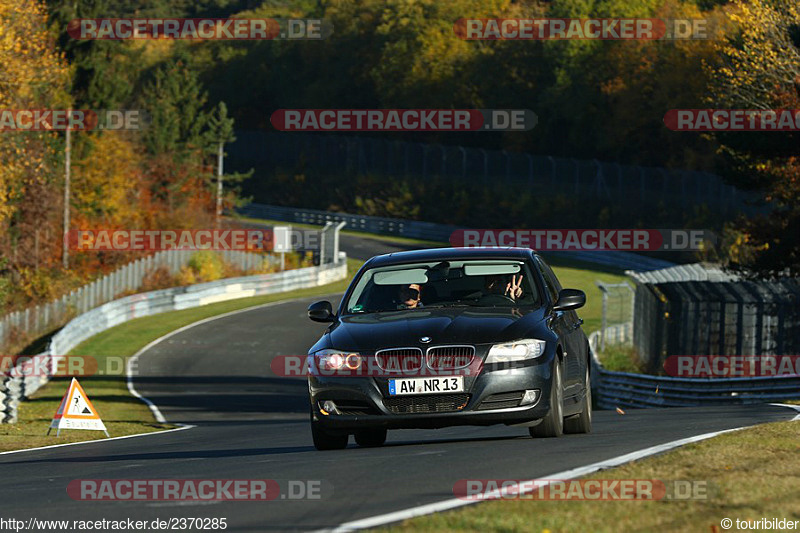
[1,238,798,531]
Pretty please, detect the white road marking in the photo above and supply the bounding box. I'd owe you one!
[127,293,340,424]
[0,425,194,456]
[319,404,800,532]
[770,402,800,421]
[1,293,337,457]
[146,500,221,508]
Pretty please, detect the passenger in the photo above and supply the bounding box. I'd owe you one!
[485,274,523,302]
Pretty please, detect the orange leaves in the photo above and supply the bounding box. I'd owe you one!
[72,133,143,226]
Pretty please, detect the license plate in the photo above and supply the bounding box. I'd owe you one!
[388,376,464,396]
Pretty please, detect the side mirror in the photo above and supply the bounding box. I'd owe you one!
[553,289,586,312]
[308,301,335,322]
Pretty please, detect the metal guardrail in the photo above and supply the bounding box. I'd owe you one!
[238,203,676,272]
[0,255,347,423]
[0,249,279,354]
[588,326,800,409]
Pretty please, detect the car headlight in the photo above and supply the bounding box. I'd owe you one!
[485,339,546,363]
[313,349,362,373]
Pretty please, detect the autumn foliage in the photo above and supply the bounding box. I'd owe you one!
[708,0,800,276]
[0,0,243,311]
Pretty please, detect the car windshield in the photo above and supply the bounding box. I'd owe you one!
[344,260,541,314]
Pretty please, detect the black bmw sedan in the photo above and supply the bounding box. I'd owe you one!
[306,247,591,450]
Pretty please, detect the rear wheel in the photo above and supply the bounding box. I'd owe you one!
[311,410,348,450]
[529,360,564,438]
[354,428,387,447]
[564,364,592,434]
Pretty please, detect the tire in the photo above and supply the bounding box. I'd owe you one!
[530,360,564,438]
[564,364,592,434]
[354,428,387,447]
[311,412,348,451]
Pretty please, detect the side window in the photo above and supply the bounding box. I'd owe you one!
[535,258,558,303]
[541,261,563,293]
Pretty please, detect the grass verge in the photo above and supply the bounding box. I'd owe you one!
[376,419,800,532]
[596,343,644,374]
[549,265,627,334]
[0,258,360,453]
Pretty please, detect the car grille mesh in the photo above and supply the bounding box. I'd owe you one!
[333,400,380,416]
[476,391,524,410]
[426,346,475,369]
[376,348,423,371]
[384,394,470,414]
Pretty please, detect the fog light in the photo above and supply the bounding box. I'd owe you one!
[521,389,540,406]
[320,400,339,415]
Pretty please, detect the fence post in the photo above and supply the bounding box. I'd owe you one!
[597,282,608,352]
[320,223,328,265]
[334,221,346,264]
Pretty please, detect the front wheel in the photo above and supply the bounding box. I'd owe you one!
[529,360,564,438]
[564,364,592,434]
[311,412,348,451]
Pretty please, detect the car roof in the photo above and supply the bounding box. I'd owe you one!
[364,247,536,268]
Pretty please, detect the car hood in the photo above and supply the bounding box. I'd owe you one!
[319,306,551,353]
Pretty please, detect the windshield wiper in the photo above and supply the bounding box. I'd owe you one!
[424,302,477,308]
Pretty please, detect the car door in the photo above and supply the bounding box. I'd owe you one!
[535,257,584,393]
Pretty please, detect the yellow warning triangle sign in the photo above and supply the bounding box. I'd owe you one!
[47,378,109,437]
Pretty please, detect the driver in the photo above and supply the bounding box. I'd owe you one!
[485,274,523,302]
[397,283,423,309]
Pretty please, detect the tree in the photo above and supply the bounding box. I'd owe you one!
[708,0,800,277]
[0,0,70,277]
[205,102,252,222]
[141,59,210,158]
[139,59,212,211]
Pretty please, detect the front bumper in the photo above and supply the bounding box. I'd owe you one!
[309,355,556,431]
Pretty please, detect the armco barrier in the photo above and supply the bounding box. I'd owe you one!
[238,203,676,272]
[588,326,800,409]
[0,254,347,423]
[0,249,279,354]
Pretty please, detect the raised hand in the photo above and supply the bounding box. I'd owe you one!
[505,274,523,300]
